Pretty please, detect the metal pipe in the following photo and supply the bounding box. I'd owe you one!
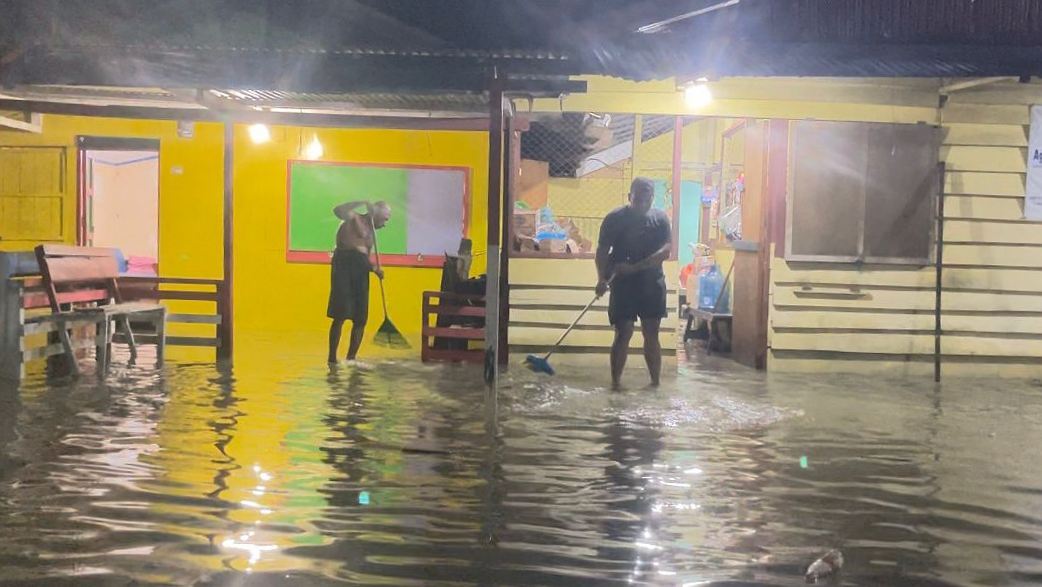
[636,0,741,33]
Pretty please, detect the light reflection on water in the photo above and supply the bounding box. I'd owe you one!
[0,338,1041,586]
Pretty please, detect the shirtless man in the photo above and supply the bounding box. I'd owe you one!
[327,200,390,363]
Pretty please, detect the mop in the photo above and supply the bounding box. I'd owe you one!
[524,278,611,376]
[369,215,410,349]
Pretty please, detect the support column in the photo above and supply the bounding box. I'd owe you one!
[483,78,505,385]
[671,116,683,260]
[217,122,235,362]
[498,110,517,365]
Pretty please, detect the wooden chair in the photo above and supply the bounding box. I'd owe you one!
[34,245,166,376]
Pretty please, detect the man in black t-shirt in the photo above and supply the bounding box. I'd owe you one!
[595,177,672,388]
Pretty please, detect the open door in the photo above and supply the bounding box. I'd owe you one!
[77,136,160,275]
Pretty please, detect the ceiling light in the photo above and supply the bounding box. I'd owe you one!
[684,81,713,110]
[304,135,324,160]
[248,123,271,144]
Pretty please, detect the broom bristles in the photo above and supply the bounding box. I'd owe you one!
[373,319,410,349]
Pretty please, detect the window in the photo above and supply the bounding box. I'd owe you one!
[786,121,940,264]
[0,147,65,244]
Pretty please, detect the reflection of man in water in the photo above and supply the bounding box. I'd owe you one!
[326,200,390,364]
[595,178,672,388]
[600,415,665,579]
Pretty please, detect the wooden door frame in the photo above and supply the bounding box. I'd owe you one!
[75,136,161,248]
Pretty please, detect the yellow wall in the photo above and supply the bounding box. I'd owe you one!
[936,81,1042,378]
[767,81,1042,379]
[233,125,488,346]
[0,116,224,278]
[1,117,490,358]
[531,76,940,124]
[532,75,1041,378]
[508,257,680,358]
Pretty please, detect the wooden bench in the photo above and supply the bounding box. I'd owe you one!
[34,245,167,376]
[687,307,732,354]
[421,291,485,363]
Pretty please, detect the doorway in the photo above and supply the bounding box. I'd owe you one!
[77,136,160,274]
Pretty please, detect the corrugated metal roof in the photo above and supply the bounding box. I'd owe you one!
[2,85,494,116]
[6,0,1042,89]
[209,89,489,113]
[746,0,1042,45]
[615,42,1042,79]
[32,43,571,62]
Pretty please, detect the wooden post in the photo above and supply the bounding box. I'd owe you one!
[1,252,37,381]
[498,111,516,365]
[631,115,643,189]
[0,276,23,381]
[483,76,504,385]
[217,123,235,361]
[671,116,683,261]
[934,162,946,383]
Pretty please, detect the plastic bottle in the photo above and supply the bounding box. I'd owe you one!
[698,264,726,311]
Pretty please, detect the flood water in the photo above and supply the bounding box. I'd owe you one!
[1,342,1042,586]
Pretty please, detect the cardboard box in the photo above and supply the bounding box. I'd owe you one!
[540,238,567,253]
[512,210,538,237]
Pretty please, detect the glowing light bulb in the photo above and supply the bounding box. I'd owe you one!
[684,80,712,110]
[248,123,271,144]
[304,135,324,159]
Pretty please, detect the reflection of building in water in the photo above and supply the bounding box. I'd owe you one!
[147,344,345,575]
[310,365,490,583]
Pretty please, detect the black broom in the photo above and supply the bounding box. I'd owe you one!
[369,214,410,349]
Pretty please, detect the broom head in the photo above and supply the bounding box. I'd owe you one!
[524,354,555,376]
[373,318,410,349]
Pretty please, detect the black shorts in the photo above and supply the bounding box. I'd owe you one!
[327,249,370,322]
[608,272,667,326]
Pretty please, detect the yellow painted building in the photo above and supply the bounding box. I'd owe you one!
[0,117,489,359]
[522,76,1042,378]
[4,75,1041,378]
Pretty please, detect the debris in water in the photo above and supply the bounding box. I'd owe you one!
[805,549,843,583]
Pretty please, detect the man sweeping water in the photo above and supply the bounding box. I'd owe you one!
[327,200,390,364]
[595,178,672,388]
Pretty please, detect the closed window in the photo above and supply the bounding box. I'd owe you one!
[786,121,940,264]
[0,147,66,243]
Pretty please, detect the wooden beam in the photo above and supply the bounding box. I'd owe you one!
[0,112,41,132]
[0,98,498,131]
[940,77,1019,94]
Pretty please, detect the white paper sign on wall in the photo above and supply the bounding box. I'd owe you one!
[1026,105,1042,220]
